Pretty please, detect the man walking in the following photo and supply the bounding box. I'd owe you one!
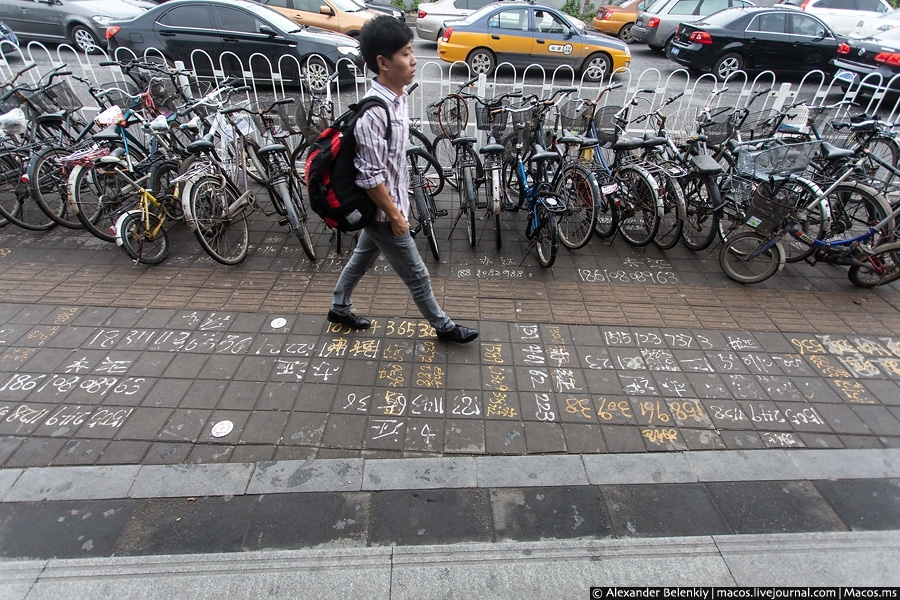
[327,16,478,344]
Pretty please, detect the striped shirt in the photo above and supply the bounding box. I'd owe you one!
[354,79,409,222]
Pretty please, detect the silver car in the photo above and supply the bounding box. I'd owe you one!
[632,0,753,50]
[0,0,155,54]
[415,0,495,41]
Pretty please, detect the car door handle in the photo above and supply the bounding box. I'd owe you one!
[223,37,240,43]
[537,39,545,44]
[491,34,500,39]
[158,32,175,37]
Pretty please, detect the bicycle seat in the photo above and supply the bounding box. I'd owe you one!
[451,135,477,147]
[479,142,505,155]
[641,134,668,149]
[529,145,559,165]
[611,136,644,151]
[819,141,855,162]
[94,147,126,165]
[92,124,122,141]
[186,139,215,155]
[34,112,65,126]
[257,142,288,156]
[689,153,723,175]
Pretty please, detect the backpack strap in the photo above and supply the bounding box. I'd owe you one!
[345,96,392,141]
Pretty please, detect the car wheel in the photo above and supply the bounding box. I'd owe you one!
[618,23,634,43]
[714,52,743,80]
[70,25,100,54]
[467,48,495,76]
[302,56,334,94]
[582,52,611,82]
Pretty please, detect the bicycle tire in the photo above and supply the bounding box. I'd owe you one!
[535,201,559,268]
[680,174,721,251]
[823,182,893,247]
[463,163,477,247]
[858,135,900,195]
[411,175,440,261]
[486,164,502,250]
[555,163,599,250]
[409,127,434,155]
[281,177,317,261]
[28,146,82,229]
[116,209,169,265]
[719,231,784,284]
[848,241,900,288]
[769,178,826,264]
[69,164,135,243]
[653,168,686,251]
[148,160,183,221]
[290,142,314,189]
[243,139,268,185]
[616,165,660,247]
[432,134,457,189]
[0,149,57,231]
[593,174,620,239]
[187,175,250,265]
[407,147,445,197]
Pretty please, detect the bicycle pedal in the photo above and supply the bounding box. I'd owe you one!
[435,210,449,217]
[278,218,289,227]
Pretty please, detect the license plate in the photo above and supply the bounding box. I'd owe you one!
[544,196,558,207]
[835,69,857,83]
[635,18,643,27]
[601,183,618,195]
[670,47,679,55]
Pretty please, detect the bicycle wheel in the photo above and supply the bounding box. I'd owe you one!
[860,135,900,194]
[555,163,599,250]
[653,169,686,250]
[482,161,503,250]
[281,177,317,261]
[243,139,268,185]
[409,127,434,155]
[616,165,660,247]
[187,175,250,265]
[680,174,721,251]
[0,149,57,231]
[824,182,893,246]
[432,134,457,189]
[462,163,478,247]
[848,241,900,288]
[28,146,81,229]
[291,142,313,185]
[116,209,169,265]
[593,175,620,239]
[70,164,135,243]
[407,147,445,197]
[149,160,184,221]
[411,175,440,261]
[719,231,783,284]
[535,201,559,268]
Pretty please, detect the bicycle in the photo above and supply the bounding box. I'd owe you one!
[407,145,446,260]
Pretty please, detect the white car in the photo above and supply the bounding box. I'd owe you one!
[415,0,495,41]
[847,6,900,38]
[775,0,892,36]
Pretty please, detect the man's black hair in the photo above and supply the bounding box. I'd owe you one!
[359,15,414,74]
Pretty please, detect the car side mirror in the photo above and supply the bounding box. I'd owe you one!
[638,2,645,10]
[320,5,336,16]
[259,25,277,36]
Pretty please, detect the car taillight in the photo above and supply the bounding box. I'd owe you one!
[800,0,811,9]
[418,9,427,19]
[106,26,120,39]
[442,27,453,42]
[689,31,713,44]
[601,11,612,20]
[875,51,900,66]
[837,43,851,54]
[647,17,660,28]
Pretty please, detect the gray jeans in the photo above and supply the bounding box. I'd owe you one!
[330,222,454,333]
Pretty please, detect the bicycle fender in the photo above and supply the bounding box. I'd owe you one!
[774,239,787,272]
[621,164,664,215]
[66,164,86,216]
[113,209,143,248]
[181,178,198,232]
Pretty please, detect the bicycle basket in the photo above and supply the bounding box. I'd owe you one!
[745,181,801,235]
[558,99,591,133]
[810,106,854,148]
[699,106,737,146]
[45,80,82,113]
[475,100,508,137]
[736,141,819,179]
[593,105,621,145]
[295,98,330,140]
[435,95,468,139]
[738,109,784,141]
[665,107,701,146]
[21,87,59,118]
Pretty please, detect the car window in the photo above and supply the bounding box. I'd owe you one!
[857,0,887,12]
[265,0,292,8]
[747,12,787,33]
[466,0,493,9]
[730,0,752,7]
[790,13,827,36]
[157,4,214,29]
[644,0,671,13]
[668,0,702,16]
[213,6,265,33]
[489,8,529,31]
[295,0,322,12]
[534,10,568,33]
[699,0,729,15]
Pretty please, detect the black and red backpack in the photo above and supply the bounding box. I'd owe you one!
[304,97,392,232]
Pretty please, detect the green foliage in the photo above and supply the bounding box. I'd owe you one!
[391,0,419,12]
[561,0,597,22]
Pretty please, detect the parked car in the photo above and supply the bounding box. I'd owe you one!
[0,20,18,48]
[833,25,900,92]
[355,0,406,22]
[846,6,900,38]
[0,0,155,54]
[633,0,754,51]
[255,0,380,37]
[106,0,363,92]
[438,2,630,80]
[775,0,892,36]
[416,0,495,42]
[592,0,642,43]
[667,6,842,80]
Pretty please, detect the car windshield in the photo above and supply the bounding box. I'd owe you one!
[867,26,900,41]
[247,2,305,31]
[694,7,743,27]
[606,0,638,6]
[643,0,670,13]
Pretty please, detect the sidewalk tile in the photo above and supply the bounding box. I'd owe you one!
[248,458,363,493]
[602,482,729,537]
[491,486,613,541]
[362,457,476,490]
[584,453,696,485]
[130,463,252,498]
[475,455,588,488]
[789,449,900,480]
[686,449,802,481]
[4,465,139,501]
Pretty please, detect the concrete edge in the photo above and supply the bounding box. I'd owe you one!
[2,448,899,503]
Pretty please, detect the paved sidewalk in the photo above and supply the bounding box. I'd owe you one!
[2,196,900,593]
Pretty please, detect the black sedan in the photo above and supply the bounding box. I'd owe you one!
[106,0,363,91]
[667,6,842,80]
[832,27,900,93]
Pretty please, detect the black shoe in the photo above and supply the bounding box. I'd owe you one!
[327,309,371,330]
[436,324,478,344]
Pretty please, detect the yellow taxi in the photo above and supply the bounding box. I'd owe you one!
[591,0,642,43]
[437,2,630,81]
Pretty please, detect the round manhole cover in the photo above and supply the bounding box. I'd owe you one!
[210,420,234,438]
[270,317,287,329]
